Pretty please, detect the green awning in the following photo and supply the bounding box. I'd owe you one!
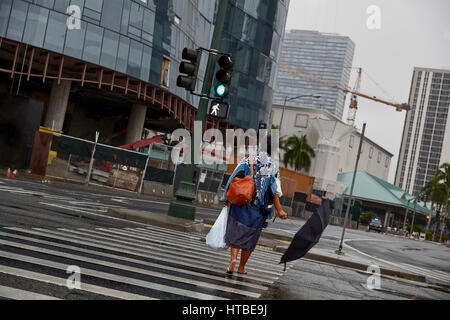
[337,171,433,215]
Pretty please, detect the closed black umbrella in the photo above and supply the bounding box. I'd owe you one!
[280,199,331,271]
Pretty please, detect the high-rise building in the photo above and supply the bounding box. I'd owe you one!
[0,0,289,169]
[395,67,450,196]
[274,30,355,120]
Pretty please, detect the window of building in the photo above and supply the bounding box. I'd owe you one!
[161,57,170,88]
[295,114,308,128]
[369,147,374,159]
[349,135,354,148]
[377,152,382,163]
[385,157,390,168]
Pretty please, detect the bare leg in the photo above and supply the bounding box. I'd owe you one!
[226,246,239,273]
[237,250,252,274]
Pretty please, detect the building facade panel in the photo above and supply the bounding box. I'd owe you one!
[274,30,355,120]
[395,67,450,196]
[0,0,289,130]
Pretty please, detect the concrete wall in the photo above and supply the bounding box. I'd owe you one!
[0,94,43,169]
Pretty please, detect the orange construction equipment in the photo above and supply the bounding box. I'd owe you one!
[366,226,370,232]
[11,170,17,179]
[6,168,11,178]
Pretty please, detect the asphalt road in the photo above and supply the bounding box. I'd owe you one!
[1,177,449,279]
[0,177,449,300]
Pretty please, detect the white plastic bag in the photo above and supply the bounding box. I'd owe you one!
[206,207,229,250]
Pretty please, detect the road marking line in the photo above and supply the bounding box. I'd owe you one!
[130,226,282,260]
[0,231,268,291]
[0,250,227,300]
[6,227,276,284]
[0,285,61,300]
[0,266,154,300]
[0,238,261,298]
[74,227,283,275]
[343,240,450,284]
[102,227,278,264]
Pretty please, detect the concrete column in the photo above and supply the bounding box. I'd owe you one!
[44,80,72,132]
[125,103,147,145]
[384,211,390,227]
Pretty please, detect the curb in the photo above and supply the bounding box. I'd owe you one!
[106,208,204,234]
[201,219,427,283]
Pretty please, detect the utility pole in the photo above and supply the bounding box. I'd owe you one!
[439,188,449,243]
[337,123,366,255]
[167,0,229,220]
[410,198,417,236]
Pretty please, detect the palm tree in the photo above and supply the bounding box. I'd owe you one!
[281,135,315,172]
[422,166,449,236]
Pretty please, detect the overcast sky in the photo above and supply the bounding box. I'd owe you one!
[284,0,450,183]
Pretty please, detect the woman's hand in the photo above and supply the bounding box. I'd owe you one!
[278,210,288,220]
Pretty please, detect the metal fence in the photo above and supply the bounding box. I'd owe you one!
[46,134,227,196]
[47,133,149,192]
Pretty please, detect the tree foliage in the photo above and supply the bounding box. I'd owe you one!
[280,135,316,172]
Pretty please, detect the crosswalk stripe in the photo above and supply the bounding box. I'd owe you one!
[0,285,61,300]
[0,250,226,300]
[99,227,279,265]
[0,231,268,291]
[0,265,154,300]
[399,263,450,283]
[85,227,282,271]
[8,227,279,284]
[4,228,277,284]
[128,227,281,262]
[56,228,283,277]
[0,238,262,298]
[139,224,286,259]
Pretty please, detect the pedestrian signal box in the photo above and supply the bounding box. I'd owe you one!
[209,100,229,119]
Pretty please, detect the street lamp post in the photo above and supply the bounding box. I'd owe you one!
[337,123,366,255]
[279,94,321,127]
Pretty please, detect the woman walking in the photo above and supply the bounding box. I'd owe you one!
[221,144,287,275]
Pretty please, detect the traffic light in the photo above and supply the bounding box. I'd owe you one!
[426,215,430,220]
[214,55,234,98]
[177,48,202,92]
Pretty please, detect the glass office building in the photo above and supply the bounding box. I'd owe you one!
[274,30,355,120]
[0,0,289,131]
[395,67,450,196]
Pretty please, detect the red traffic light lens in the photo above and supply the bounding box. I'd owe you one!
[182,48,198,61]
[216,69,231,83]
[218,55,233,70]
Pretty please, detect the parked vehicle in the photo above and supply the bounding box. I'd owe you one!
[369,218,383,232]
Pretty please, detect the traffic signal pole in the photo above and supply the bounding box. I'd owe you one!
[168,0,229,220]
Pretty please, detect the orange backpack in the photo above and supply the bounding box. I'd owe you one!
[225,155,255,206]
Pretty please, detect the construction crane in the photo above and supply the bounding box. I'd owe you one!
[278,65,410,126]
[347,67,362,126]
